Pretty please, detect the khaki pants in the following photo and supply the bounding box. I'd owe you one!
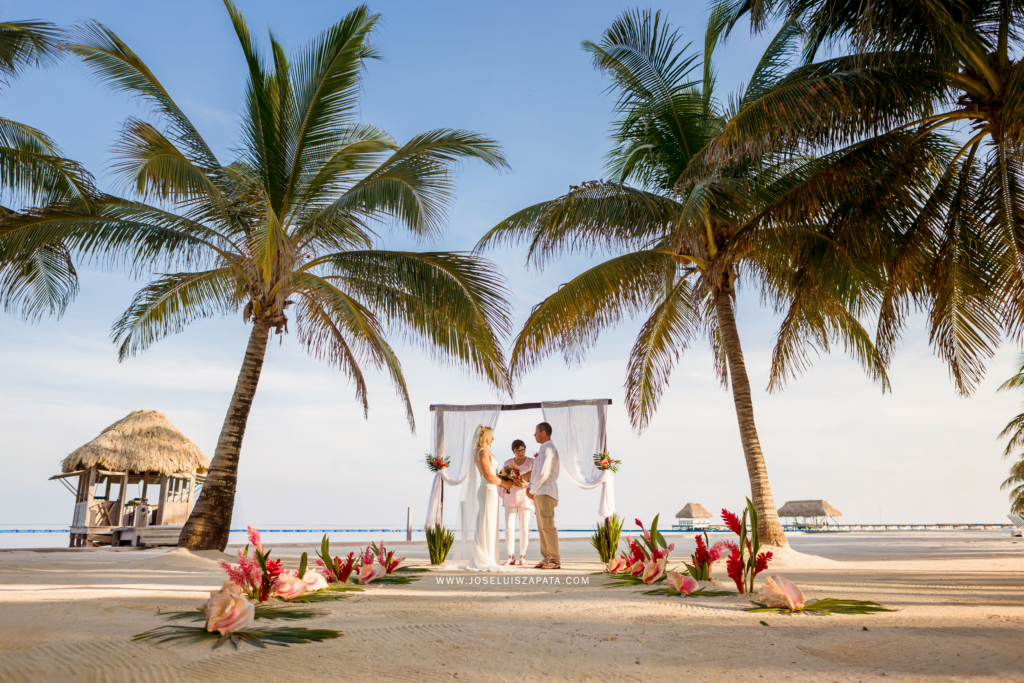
[534,494,560,565]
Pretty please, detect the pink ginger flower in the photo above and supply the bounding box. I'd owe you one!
[219,560,248,587]
[247,526,264,553]
[709,541,731,562]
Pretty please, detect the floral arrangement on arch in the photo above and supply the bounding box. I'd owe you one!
[604,515,674,585]
[592,452,621,472]
[425,453,450,472]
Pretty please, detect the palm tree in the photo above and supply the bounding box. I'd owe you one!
[478,10,943,545]
[0,18,96,319]
[997,357,1024,513]
[0,2,511,551]
[709,0,1022,396]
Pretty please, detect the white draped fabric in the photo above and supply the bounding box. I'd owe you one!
[423,405,501,533]
[422,400,617,563]
[541,400,616,520]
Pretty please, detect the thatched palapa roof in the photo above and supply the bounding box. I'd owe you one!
[61,410,209,475]
[777,500,842,518]
[675,503,713,519]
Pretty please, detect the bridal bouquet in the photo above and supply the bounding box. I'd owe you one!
[592,452,621,472]
[497,465,525,487]
[425,453,450,472]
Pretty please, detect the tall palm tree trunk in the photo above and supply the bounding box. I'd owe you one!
[713,289,788,547]
[180,320,271,551]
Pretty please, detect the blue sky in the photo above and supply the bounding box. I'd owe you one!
[0,0,1018,534]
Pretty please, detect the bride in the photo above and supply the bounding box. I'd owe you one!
[463,425,513,570]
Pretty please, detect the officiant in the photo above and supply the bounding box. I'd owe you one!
[499,439,534,566]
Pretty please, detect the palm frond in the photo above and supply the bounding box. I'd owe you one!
[112,268,243,360]
[67,21,221,173]
[509,250,674,379]
[625,275,703,430]
[322,250,512,394]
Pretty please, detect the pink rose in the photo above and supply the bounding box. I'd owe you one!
[665,571,698,595]
[607,558,626,574]
[271,572,307,599]
[300,569,329,592]
[199,582,255,635]
[759,576,805,610]
[357,563,386,584]
[642,558,667,584]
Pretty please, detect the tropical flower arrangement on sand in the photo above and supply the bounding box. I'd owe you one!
[683,530,732,581]
[314,535,427,586]
[133,527,344,649]
[745,576,894,616]
[603,516,674,586]
[592,452,621,472]
[720,499,774,594]
[425,453,450,472]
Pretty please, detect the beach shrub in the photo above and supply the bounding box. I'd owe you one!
[590,513,623,563]
[426,524,454,565]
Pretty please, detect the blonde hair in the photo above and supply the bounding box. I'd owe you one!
[474,425,494,451]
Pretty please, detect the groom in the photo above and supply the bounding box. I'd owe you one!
[526,422,560,569]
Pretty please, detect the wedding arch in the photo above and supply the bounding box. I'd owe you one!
[423,399,617,539]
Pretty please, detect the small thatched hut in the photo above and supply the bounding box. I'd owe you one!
[50,410,209,547]
[777,500,842,527]
[674,503,713,529]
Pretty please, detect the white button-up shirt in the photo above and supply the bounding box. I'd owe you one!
[529,441,559,500]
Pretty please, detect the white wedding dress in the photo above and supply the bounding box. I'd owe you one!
[462,448,512,571]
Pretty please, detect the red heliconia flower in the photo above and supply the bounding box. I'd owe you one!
[721,509,743,536]
[726,548,744,593]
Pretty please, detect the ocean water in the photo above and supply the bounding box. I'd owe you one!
[0,525,604,550]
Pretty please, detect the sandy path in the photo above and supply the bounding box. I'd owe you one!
[0,531,1021,682]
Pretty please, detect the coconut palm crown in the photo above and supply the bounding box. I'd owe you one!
[711,0,1024,396]
[0,18,96,319]
[0,2,512,550]
[478,9,950,545]
[997,356,1024,513]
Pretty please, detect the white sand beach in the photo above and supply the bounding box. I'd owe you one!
[1,531,1022,682]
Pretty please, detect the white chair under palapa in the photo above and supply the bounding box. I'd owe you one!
[1009,513,1024,537]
